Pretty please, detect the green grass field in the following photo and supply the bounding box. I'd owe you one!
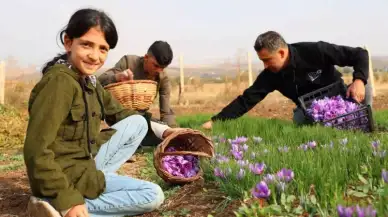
[146,111,388,217]
[1,103,388,216]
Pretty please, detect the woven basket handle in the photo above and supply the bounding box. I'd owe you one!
[160,151,213,158]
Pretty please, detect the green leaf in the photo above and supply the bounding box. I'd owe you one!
[362,185,370,193]
[287,195,296,203]
[358,174,369,185]
[281,193,286,205]
[269,204,282,214]
[349,191,368,198]
[293,206,304,215]
[310,195,317,205]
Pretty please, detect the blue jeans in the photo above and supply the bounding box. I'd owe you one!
[85,114,165,217]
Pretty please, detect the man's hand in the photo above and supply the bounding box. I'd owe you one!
[346,79,365,103]
[201,121,213,130]
[65,204,89,217]
[115,69,134,82]
[162,128,188,139]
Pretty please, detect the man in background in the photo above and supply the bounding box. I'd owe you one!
[202,31,373,129]
[99,40,177,128]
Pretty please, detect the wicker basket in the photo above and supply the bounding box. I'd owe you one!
[104,80,157,110]
[153,129,215,184]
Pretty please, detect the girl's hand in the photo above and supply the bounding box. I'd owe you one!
[65,204,89,217]
[162,128,188,139]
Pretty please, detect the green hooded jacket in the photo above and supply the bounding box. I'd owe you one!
[23,63,152,211]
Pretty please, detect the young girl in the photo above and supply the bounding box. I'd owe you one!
[24,8,183,217]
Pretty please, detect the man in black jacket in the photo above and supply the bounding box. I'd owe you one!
[202,31,373,129]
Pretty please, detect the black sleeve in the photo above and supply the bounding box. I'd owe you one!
[317,41,369,84]
[211,70,275,121]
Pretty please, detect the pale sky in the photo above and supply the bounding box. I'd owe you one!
[1,0,387,69]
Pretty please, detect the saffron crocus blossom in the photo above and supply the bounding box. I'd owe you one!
[237,168,245,180]
[263,174,275,184]
[231,149,243,160]
[356,205,377,217]
[249,163,266,175]
[214,167,225,178]
[306,95,360,123]
[215,154,230,164]
[298,144,309,151]
[337,205,354,217]
[382,169,388,183]
[229,136,248,144]
[276,168,294,182]
[252,181,271,199]
[242,144,249,152]
[371,140,380,150]
[307,141,317,149]
[278,146,289,153]
[162,147,199,178]
[237,160,249,168]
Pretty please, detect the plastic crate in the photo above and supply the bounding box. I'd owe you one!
[297,81,375,133]
[298,81,347,111]
[321,105,374,132]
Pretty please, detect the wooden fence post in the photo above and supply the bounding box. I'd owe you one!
[178,54,185,104]
[0,61,5,105]
[364,46,376,97]
[247,52,253,86]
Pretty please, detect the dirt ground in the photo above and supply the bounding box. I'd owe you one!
[1,87,388,217]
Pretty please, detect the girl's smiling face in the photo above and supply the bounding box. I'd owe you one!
[64,26,110,75]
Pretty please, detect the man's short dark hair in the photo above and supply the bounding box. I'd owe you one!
[147,41,173,67]
[254,31,287,52]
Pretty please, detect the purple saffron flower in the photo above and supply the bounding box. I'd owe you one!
[382,169,388,183]
[371,140,380,150]
[249,163,266,175]
[242,144,249,152]
[356,205,377,217]
[231,149,243,160]
[278,146,289,153]
[263,174,275,184]
[229,136,248,144]
[237,168,245,180]
[298,144,309,151]
[214,167,225,178]
[276,168,294,182]
[237,159,249,168]
[216,154,230,164]
[231,144,239,152]
[337,205,354,217]
[252,181,271,199]
[308,141,317,149]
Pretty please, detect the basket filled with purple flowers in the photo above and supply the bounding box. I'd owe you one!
[153,129,215,184]
[298,81,375,132]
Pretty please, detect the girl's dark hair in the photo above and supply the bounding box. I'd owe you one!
[42,8,118,74]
